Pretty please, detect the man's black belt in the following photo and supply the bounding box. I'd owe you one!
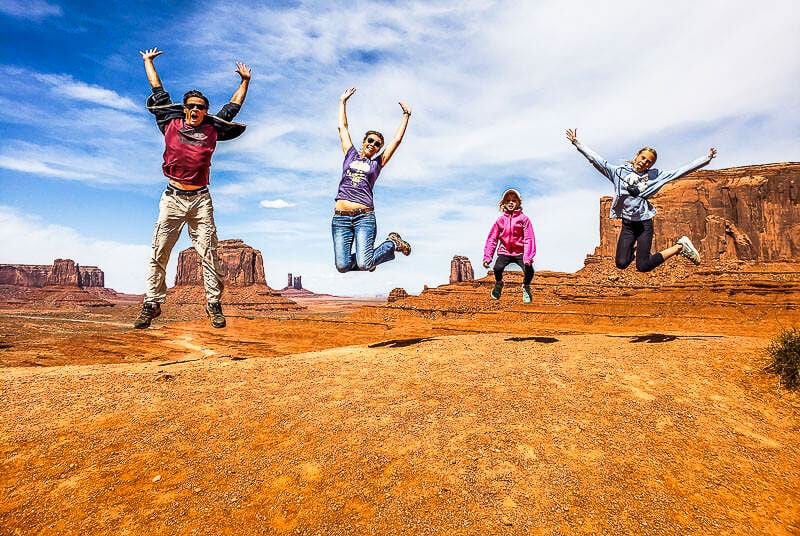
[165,186,209,196]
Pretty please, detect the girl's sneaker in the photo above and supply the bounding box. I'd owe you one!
[677,236,701,265]
[521,285,532,304]
[388,232,411,256]
[491,282,503,300]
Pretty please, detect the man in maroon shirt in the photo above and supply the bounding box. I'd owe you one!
[134,47,250,329]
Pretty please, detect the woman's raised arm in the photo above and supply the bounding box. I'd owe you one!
[379,101,411,167]
[338,87,356,154]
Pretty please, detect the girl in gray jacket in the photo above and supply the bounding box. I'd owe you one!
[567,128,716,272]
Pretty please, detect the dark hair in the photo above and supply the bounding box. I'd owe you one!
[183,90,209,108]
[499,190,522,211]
[362,130,384,144]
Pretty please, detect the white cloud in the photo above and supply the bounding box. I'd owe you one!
[0,141,163,186]
[0,156,87,179]
[0,0,61,19]
[0,206,150,294]
[197,0,799,184]
[259,199,295,209]
[33,73,138,111]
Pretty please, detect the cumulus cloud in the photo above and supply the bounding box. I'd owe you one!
[0,156,87,179]
[33,73,138,111]
[0,206,150,294]
[259,199,296,209]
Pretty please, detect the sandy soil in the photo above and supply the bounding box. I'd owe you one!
[1,303,799,535]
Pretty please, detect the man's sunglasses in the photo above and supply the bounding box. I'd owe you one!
[184,103,208,110]
[365,137,383,148]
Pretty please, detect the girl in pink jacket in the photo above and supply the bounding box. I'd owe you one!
[483,189,536,303]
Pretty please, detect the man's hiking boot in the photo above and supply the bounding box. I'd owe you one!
[521,285,532,304]
[388,232,411,256]
[677,236,701,265]
[133,302,161,329]
[206,302,226,328]
[491,282,503,300]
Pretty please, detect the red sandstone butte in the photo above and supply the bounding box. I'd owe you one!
[450,256,475,284]
[175,239,267,287]
[0,259,137,308]
[0,259,104,288]
[169,239,302,312]
[387,288,409,303]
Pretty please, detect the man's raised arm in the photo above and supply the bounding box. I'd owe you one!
[229,62,251,106]
[217,62,251,121]
[140,47,165,90]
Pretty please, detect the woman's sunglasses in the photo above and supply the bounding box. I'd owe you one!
[184,103,208,111]
[365,137,383,148]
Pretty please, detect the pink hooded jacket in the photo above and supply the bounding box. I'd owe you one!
[483,190,536,265]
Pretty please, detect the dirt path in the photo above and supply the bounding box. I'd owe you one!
[2,333,798,535]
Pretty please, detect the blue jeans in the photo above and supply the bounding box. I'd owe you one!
[331,212,395,272]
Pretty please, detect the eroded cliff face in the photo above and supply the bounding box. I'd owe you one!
[175,239,267,287]
[170,239,302,311]
[593,163,800,262]
[450,256,475,284]
[0,260,104,288]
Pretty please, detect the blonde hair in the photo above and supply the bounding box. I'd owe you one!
[628,146,658,165]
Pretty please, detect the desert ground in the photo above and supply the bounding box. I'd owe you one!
[1,294,798,536]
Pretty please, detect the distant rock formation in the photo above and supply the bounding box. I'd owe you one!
[387,288,408,303]
[450,256,474,283]
[282,273,304,291]
[592,163,800,263]
[169,239,302,312]
[0,259,104,288]
[0,259,137,308]
[175,239,266,287]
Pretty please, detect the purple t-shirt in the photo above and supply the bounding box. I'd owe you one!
[335,147,383,208]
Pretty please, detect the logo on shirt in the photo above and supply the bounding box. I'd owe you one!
[622,171,648,190]
[346,159,371,186]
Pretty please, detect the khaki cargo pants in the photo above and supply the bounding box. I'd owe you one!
[145,189,224,304]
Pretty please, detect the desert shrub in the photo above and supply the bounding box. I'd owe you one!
[765,327,800,390]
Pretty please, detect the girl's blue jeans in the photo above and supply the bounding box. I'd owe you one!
[331,212,395,272]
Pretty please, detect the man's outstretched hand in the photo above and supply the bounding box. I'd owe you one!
[235,62,251,81]
[140,47,163,62]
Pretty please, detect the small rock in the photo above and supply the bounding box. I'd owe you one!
[152,475,161,483]
[501,516,513,526]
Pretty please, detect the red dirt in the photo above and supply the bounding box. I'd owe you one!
[1,298,799,534]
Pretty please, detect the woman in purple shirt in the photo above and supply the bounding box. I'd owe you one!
[332,87,412,272]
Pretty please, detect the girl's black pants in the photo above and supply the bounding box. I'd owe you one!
[493,254,534,284]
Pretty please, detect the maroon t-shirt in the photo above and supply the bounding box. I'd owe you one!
[161,118,219,187]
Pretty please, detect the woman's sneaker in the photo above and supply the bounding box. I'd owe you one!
[491,282,503,300]
[521,285,532,304]
[677,236,701,265]
[388,232,411,256]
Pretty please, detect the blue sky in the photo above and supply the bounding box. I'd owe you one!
[1,0,798,295]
